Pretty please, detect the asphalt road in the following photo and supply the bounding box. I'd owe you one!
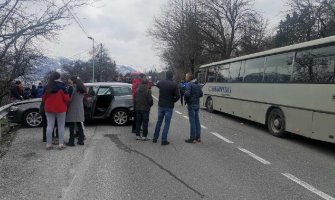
[0,87,334,200]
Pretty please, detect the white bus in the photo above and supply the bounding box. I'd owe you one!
[198,36,335,143]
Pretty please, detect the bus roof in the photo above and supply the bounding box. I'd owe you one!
[200,35,335,69]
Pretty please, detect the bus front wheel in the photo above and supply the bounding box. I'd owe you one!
[267,109,287,137]
[206,97,214,113]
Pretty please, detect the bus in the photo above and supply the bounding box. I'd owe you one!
[197,36,335,143]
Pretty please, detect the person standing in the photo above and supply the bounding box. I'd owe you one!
[36,82,44,98]
[10,80,23,102]
[153,71,180,145]
[66,76,87,146]
[134,77,153,141]
[179,80,187,106]
[31,85,37,98]
[42,72,70,150]
[131,73,146,133]
[184,73,203,143]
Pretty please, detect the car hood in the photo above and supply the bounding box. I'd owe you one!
[12,98,42,106]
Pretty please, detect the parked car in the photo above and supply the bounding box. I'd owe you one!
[7,82,134,127]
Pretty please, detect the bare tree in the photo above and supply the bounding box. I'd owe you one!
[149,0,205,78]
[198,0,266,60]
[238,14,269,55]
[0,0,90,103]
[63,44,118,83]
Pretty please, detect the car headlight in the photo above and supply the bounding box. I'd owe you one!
[9,106,19,112]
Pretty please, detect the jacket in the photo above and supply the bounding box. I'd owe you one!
[36,86,44,98]
[157,79,180,108]
[179,82,187,94]
[66,86,85,122]
[184,79,203,105]
[10,85,23,100]
[132,78,142,99]
[42,81,70,113]
[135,83,153,111]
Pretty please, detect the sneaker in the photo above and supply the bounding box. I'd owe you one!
[46,144,53,150]
[58,144,66,150]
[185,139,196,143]
[142,137,150,141]
[195,138,201,143]
[136,136,141,140]
[161,141,170,145]
[77,141,84,145]
[152,139,157,143]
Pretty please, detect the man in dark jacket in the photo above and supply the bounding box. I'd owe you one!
[134,77,153,141]
[184,73,203,143]
[153,71,180,145]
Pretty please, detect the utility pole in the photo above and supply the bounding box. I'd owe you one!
[100,43,103,82]
[88,36,95,82]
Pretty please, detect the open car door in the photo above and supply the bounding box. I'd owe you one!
[92,86,114,117]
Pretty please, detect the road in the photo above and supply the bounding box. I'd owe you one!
[1,87,335,200]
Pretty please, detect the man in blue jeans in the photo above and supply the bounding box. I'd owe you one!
[153,71,180,145]
[184,73,203,143]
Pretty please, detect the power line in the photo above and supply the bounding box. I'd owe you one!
[61,0,90,38]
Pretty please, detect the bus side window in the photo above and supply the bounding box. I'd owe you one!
[264,53,293,83]
[207,67,216,82]
[310,46,335,83]
[293,50,314,83]
[198,70,206,84]
[243,57,265,83]
[229,61,243,83]
[292,46,335,83]
[217,65,229,83]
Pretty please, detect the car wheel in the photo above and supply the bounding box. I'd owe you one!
[23,110,44,128]
[267,108,287,137]
[111,109,129,126]
[206,97,214,113]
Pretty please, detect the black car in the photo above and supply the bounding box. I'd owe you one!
[8,82,134,127]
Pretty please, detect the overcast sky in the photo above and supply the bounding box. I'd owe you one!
[44,0,287,71]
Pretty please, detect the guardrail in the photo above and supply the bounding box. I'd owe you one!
[0,103,13,139]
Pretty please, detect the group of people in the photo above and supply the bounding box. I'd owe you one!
[132,70,203,145]
[10,81,44,102]
[41,72,86,150]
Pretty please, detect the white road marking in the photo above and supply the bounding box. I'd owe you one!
[238,147,271,165]
[210,132,234,144]
[201,125,208,129]
[175,111,183,115]
[282,173,335,200]
[183,116,189,120]
[152,95,158,101]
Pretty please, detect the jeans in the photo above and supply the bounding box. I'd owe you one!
[153,107,173,141]
[136,111,149,137]
[45,112,66,145]
[187,104,201,140]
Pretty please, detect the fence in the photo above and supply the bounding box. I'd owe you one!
[0,103,12,139]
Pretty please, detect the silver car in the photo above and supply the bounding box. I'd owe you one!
[7,82,134,127]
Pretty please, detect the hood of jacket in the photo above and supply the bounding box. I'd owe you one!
[49,81,67,94]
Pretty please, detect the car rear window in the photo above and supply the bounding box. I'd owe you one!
[113,87,131,96]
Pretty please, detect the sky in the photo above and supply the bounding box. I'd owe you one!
[44,0,287,72]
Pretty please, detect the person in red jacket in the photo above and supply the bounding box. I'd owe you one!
[42,71,70,150]
[131,74,145,133]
